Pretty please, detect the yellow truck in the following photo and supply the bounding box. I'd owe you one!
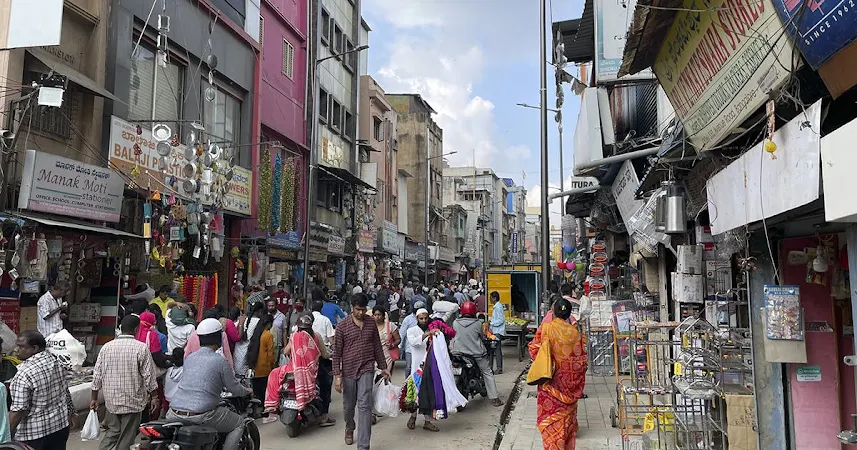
[485,264,542,320]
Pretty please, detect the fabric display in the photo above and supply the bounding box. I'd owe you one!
[414,336,467,420]
[14,237,48,281]
[176,274,219,312]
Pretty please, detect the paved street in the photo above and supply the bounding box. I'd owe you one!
[499,375,626,450]
[70,355,527,450]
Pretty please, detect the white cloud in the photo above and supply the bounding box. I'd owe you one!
[366,0,538,170]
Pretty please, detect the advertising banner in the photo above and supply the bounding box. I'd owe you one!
[773,0,857,69]
[653,0,794,150]
[18,150,125,222]
[379,221,398,253]
[359,229,375,253]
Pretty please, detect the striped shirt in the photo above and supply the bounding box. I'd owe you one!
[332,316,387,378]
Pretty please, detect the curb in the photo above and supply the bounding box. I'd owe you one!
[492,362,531,450]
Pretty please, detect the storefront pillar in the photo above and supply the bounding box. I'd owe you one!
[845,225,857,415]
[748,236,788,450]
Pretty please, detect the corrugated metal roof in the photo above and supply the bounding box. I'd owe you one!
[552,0,594,63]
[618,0,683,77]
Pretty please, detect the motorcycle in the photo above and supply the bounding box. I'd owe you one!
[280,371,326,437]
[451,353,487,403]
[132,392,263,450]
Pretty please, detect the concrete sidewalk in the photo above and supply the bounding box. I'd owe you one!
[499,375,625,450]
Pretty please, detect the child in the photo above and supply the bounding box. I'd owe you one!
[164,347,184,403]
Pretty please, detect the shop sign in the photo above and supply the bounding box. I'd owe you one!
[405,241,424,262]
[327,236,345,254]
[774,0,857,69]
[359,229,375,253]
[397,233,407,259]
[18,150,126,222]
[511,232,519,256]
[268,247,298,260]
[268,231,301,250]
[611,160,645,229]
[438,246,455,263]
[594,0,654,82]
[108,116,253,215]
[320,137,345,169]
[379,221,398,253]
[796,365,821,382]
[652,0,794,150]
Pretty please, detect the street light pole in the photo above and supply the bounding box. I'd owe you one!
[539,0,551,310]
[424,148,457,287]
[302,43,369,295]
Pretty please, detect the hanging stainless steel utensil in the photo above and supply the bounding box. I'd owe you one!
[152,123,172,141]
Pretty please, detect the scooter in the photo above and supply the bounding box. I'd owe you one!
[451,353,488,402]
[280,371,325,438]
[132,392,263,450]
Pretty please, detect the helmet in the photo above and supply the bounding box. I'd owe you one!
[413,300,427,311]
[461,301,477,316]
[297,314,314,330]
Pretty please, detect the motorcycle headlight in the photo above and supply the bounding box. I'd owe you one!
[168,444,182,450]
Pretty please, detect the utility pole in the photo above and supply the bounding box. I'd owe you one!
[539,0,551,312]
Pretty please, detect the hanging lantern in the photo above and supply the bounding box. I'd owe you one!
[664,181,687,234]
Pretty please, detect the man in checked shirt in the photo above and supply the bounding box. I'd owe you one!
[9,330,77,450]
[333,293,391,448]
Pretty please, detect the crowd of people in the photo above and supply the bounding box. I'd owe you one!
[0,277,514,450]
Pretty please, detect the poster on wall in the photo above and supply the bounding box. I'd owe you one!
[652,0,794,150]
[764,285,804,341]
[18,150,126,222]
[773,0,857,69]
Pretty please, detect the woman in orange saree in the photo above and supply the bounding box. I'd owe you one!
[528,298,587,450]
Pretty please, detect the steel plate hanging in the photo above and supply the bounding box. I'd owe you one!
[152,124,172,141]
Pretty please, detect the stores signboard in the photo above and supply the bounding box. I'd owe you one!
[653,0,794,151]
[18,150,126,222]
[268,231,301,250]
[773,0,857,69]
[405,241,425,262]
[594,0,654,82]
[611,160,645,229]
[379,221,398,253]
[108,116,253,215]
[358,229,375,253]
[327,236,345,254]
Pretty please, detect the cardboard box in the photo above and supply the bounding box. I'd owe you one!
[696,225,714,244]
[18,307,38,332]
[705,260,733,299]
[677,245,703,275]
[673,273,704,303]
[702,242,717,260]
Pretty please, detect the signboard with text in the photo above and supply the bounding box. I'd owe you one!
[774,0,857,69]
[653,0,793,150]
[594,0,654,82]
[108,116,253,215]
[18,150,126,222]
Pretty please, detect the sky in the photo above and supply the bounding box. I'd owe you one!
[362,0,586,223]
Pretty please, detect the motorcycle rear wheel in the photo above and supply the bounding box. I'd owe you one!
[286,421,302,438]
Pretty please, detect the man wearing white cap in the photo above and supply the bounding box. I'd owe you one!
[166,319,251,450]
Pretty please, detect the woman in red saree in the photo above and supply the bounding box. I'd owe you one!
[528,298,587,450]
[264,315,322,413]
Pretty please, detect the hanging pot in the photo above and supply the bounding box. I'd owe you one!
[181,163,197,179]
[156,141,172,157]
[158,158,169,171]
[152,124,172,142]
[184,146,197,161]
[593,253,608,264]
[182,178,199,195]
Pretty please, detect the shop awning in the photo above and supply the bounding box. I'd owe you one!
[320,165,377,191]
[16,213,144,239]
[26,49,124,104]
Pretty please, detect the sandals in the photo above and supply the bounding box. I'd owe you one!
[319,417,336,427]
[492,398,505,407]
[423,421,440,432]
[407,416,417,430]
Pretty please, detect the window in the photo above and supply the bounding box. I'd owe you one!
[343,110,355,140]
[202,81,241,148]
[282,39,294,78]
[318,88,329,123]
[317,181,341,211]
[259,16,264,45]
[129,44,184,134]
[321,9,330,44]
[344,39,355,71]
[333,25,343,58]
[373,116,383,141]
[331,99,342,131]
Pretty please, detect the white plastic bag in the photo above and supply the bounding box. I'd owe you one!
[80,409,100,441]
[0,321,16,353]
[373,380,401,418]
[46,329,87,370]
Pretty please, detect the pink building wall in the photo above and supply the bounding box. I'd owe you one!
[260,0,307,146]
